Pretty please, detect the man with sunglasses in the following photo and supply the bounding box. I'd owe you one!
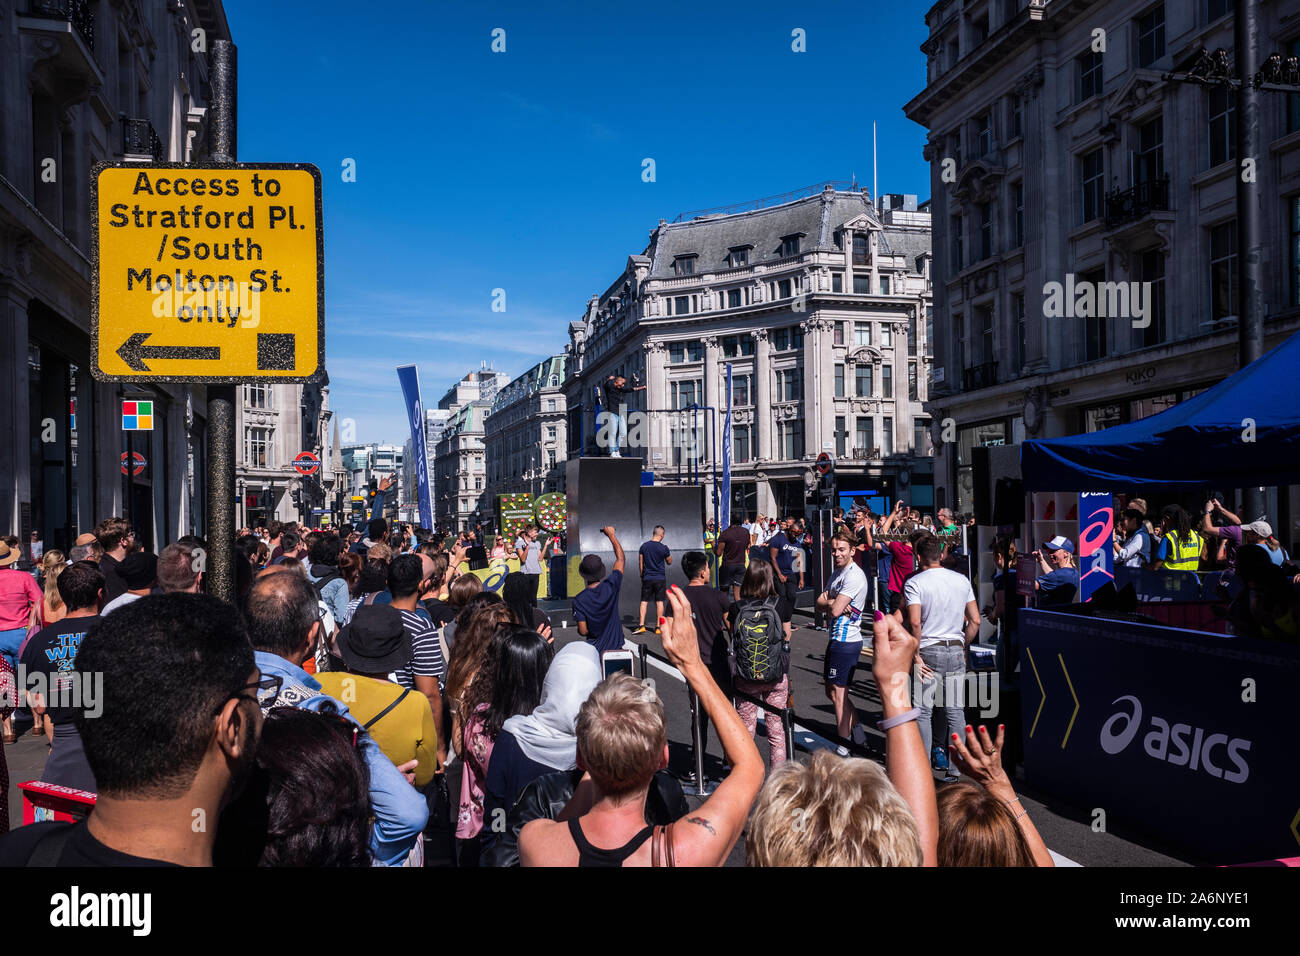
[244,568,429,866]
[0,593,263,866]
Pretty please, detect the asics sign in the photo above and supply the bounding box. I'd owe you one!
[1099,696,1251,784]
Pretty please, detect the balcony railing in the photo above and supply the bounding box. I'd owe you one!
[1105,174,1171,227]
[29,0,94,50]
[121,117,163,161]
[962,361,999,391]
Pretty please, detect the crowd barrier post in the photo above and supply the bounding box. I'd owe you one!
[687,688,710,797]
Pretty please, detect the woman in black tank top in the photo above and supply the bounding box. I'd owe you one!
[567,818,654,867]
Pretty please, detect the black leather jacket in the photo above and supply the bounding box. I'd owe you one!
[483,769,689,867]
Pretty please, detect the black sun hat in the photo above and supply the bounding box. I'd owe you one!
[337,604,413,674]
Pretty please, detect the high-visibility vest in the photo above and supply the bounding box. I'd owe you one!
[1163,530,1203,571]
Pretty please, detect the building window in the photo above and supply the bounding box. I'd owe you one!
[780,235,801,257]
[673,255,697,276]
[777,420,804,460]
[1136,4,1165,68]
[1210,220,1237,322]
[245,384,271,409]
[949,128,963,168]
[1289,38,1300,134]
[1135,116,1164,184]
[731,373,752,406]
[908,362,918,401]
[727,288,741,308]
[1014,292,1027,371]
[1208,0,1232,21]
[245,427,272,468]
[880,274,892,295]
[546,426,556,441]
[775,368,803,401]
[1138,248,1167,347]
[978,304,995,364]
[974,111,992,157]
[668,340,704,363]
[854,322,872,347]
[835,416,847,457]
[1291,197,1300,307]
[778,278,792,298]
[728,246,750,268]
[951,213,964,270]
[978,203,993,260]
[733,424,753,463]
[834,364,845,397]
[834,321,844,345]
[1012,181,1024,248]
[1079,148,1104,224]
[721,334,755,358]
[855,417,873,455]
[771,328,789,351]
[853,274,871,294]
[831,273,843,293]
[475,477,482,490]
[970,14,989,45]
[855,365,872,397]
[852,233,869,266]
[673,295,690,316]
[907,312,917,356]
[947,37,960,71]
[914,419,929,455]
[1009,93,1022,139]
[1208,85,1236,168]
[882,417,894,456]
[671,379,702,408]
[882,365,893,398]
[1081,268,1108,361]
[1078,49,1104,101]
[881,325,892,349]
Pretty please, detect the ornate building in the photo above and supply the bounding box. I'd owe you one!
[484,356,567,505]
[564,183,934,519]
[905,0,1300,518]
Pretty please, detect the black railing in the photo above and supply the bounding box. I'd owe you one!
[1105,174,1171,227]
[962,360,999,391]
[121,117,163,161]
[29,0,94,50]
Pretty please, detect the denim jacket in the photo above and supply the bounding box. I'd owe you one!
[254,651,429,866]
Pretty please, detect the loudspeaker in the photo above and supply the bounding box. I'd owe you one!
[972,446,993,526]
[993,477,1024,527]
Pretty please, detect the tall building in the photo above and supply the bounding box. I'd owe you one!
[1,0,233,552]
[484,356,567,505]
[905,0,1300,518]
[401,407,451,525]
[564,183,934,519]
[433,366,509,531]
[237,381,336,529]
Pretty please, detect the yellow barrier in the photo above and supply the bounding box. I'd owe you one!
[453,557,548,600]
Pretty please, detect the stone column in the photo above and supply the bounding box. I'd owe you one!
[642,339,667,466]
[843,226,856,291]
[800,318,823,456]
[751,329,771,461]
[0,283,30,534]
[703,336,720,468]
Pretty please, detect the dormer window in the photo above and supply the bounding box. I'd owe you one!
[727,245,752,268]
[673,255,697,276]
[780,234,803,258]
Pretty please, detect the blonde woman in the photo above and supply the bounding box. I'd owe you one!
[37,551,68,629]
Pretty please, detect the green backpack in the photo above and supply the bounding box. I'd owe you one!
[732,596,785,683]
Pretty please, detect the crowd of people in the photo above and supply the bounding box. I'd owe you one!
[0,495,1061,867]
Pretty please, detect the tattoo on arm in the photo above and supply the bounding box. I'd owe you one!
[685,816,716,836]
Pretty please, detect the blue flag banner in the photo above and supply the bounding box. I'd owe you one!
[1077,491,1114,602]
[396,365,433,530]
[720,365,733,531]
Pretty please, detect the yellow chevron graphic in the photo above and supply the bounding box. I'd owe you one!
[1027,647,1045,738]
[1058,653,1079,749]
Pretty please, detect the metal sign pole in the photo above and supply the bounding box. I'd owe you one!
[205,39,237,601]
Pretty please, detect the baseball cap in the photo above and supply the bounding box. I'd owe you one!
[1041,535,1074,554]
[120,550,158,589]
[1242,519,1273,538]
[579,555,605,580]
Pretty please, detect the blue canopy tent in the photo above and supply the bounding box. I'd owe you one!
[1021,330,1300,491]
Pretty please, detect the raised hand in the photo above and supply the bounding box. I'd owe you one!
[660,586,702,672]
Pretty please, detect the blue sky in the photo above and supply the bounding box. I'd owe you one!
[225,0,933,444]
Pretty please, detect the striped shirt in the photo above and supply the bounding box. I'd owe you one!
[395,608,445,690]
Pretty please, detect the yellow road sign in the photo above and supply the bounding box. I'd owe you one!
[91,162,323,383]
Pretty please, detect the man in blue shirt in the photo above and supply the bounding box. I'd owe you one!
[767,516,801,612]
[573,526,627,654]
[245,568,429,866]
[1034,535,1079,606]
[633,525,672,635]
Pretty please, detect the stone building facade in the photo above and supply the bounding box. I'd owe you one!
[484,355,567,505]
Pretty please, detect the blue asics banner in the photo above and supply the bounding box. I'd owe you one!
[720,364,732,531]
[396,364,433,530]
[1020,609,1300,863]
[1077,491,1114,602]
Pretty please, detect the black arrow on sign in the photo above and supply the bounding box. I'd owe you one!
[117,332,221,372]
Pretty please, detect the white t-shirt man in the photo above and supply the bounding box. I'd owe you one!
[748,521,769,546]
[826,561,869,643]
[516,536,543,574]
[100,591,144,617]
[902,567,976,647]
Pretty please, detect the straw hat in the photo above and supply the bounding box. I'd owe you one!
[0,542,19,567]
